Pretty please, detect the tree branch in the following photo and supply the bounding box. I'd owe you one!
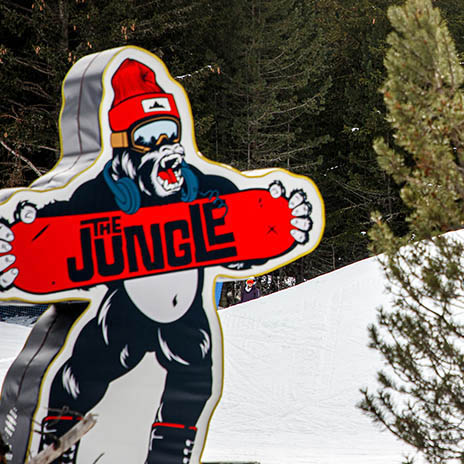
[0,139,42,176]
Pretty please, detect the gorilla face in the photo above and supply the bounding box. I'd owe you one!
[111,142,185,198]
[140,142,185,198]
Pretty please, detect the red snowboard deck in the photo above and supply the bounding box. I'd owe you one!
[6,189,295,294]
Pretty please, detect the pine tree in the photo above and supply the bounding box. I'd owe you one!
[305,0,409,279]
[358,1,464,462]
[205,0,333,291]
[0,0,217,186]
[203,0,330,172]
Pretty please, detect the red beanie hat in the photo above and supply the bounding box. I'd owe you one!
[109,59,180,133]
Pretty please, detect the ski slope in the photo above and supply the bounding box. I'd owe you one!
[0,255,416,464]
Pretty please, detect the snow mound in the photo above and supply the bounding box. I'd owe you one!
[203,256,414,464]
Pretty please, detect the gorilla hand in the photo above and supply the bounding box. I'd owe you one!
[269,181,313,244]
[0,202,37,289]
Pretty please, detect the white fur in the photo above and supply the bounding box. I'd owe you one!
[158,329,189,366]
[62,365,80,400]
[120,344,130,369]
[98,290,116,346]
[199,329,211,359]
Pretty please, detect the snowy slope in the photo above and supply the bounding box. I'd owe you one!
[203,256,415,464]
[0,255,416,464]
[0,322,31,388]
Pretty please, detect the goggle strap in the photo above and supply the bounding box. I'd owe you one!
[111,131,129,148]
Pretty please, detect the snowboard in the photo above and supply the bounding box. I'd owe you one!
[5,189,295,294]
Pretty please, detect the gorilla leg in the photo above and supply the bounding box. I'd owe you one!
[40,288,156,460]
[146,301,213,464]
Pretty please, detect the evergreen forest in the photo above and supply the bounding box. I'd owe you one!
[1,0,463,299]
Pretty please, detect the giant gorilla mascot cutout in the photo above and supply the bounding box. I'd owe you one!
[0,47,324,464]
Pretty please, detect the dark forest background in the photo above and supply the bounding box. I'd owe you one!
[0,0,463,301]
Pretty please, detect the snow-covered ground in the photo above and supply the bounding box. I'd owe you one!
[0,255,416,464]
[0,322,31,387]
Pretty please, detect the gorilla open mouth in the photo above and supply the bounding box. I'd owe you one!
[156,153,184,192]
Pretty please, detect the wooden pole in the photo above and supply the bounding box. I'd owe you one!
[27,414,96,464]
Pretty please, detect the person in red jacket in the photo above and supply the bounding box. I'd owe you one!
[241,278,260,302]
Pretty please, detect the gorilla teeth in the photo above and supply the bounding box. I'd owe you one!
[161,176,184,191]
[155,152,185,193]
[160,154,182,169]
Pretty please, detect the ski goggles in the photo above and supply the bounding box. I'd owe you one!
[111,117,181,153]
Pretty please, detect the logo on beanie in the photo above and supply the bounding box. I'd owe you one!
[142,97,171,113]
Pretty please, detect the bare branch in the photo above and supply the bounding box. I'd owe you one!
[12,57,53,76]
[0,139,42,176]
